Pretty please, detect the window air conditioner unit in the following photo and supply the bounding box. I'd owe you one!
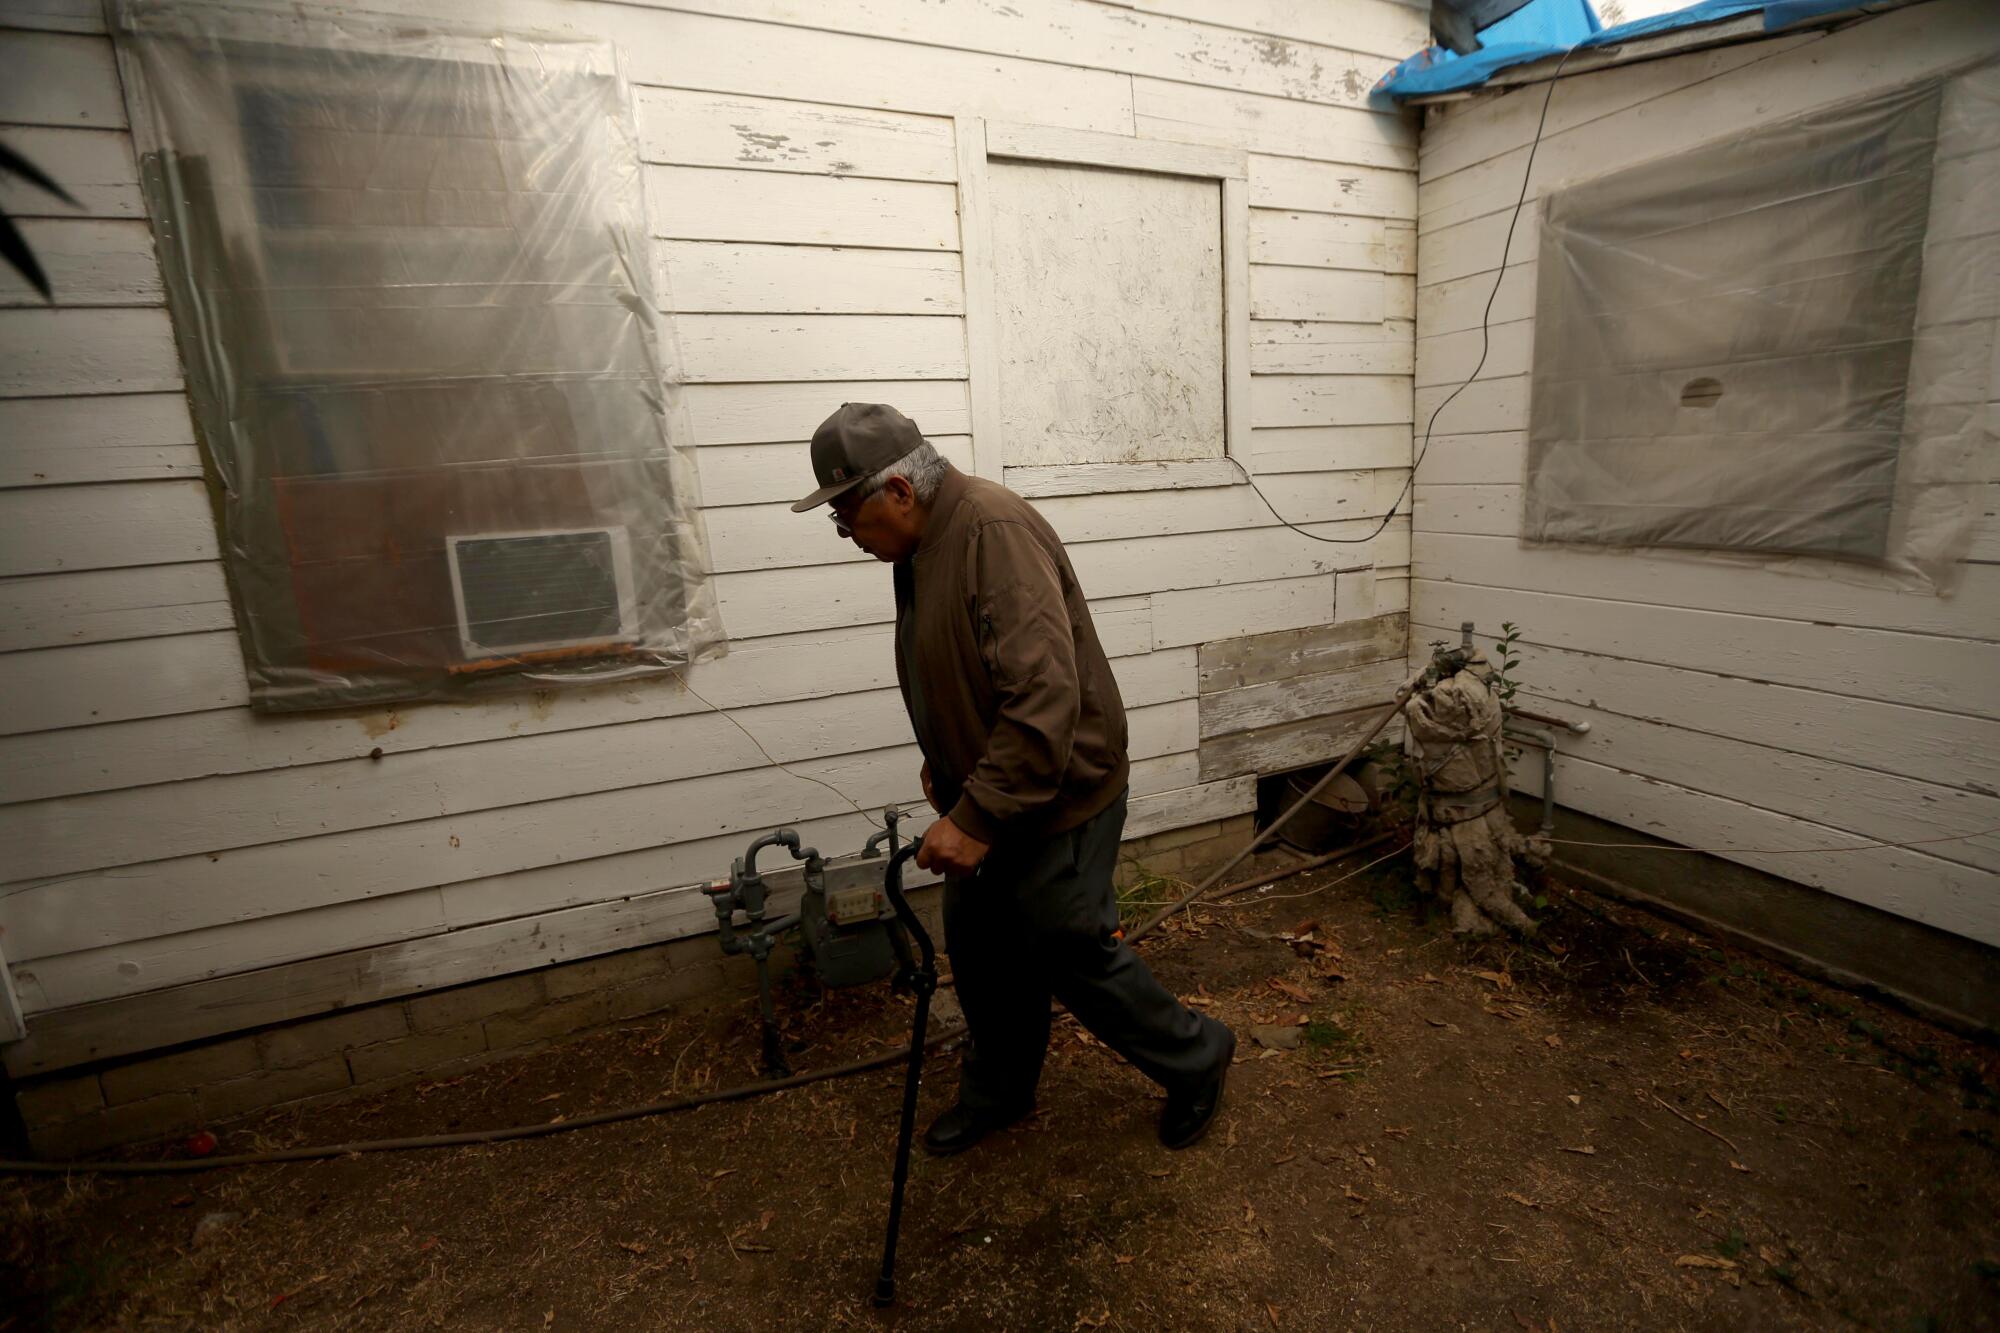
[446,526,638,662]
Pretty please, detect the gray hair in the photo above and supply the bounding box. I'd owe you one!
[850,439,948,505]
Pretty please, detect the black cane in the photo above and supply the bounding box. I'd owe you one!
[873,843,936,1308]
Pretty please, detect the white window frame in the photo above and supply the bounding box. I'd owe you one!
[955,118,1251,499]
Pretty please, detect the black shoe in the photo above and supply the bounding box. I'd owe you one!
[1159,1030,1235,1150]
[921,1101,1030,1157]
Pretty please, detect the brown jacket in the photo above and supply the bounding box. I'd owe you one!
[893,465,1129,845]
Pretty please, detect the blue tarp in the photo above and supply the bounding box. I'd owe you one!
[1373,0,1867,102]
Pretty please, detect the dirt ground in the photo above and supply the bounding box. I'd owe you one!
[5,851,1998,1332]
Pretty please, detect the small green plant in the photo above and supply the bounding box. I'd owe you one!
[1718,1229,1747,1260]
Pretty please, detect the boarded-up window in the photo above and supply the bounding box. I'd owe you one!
[1523,82,1943,563]
[112,1,719,711]
[989,162,1225,467]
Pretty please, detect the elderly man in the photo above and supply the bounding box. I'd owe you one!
[793,403,1236,1155]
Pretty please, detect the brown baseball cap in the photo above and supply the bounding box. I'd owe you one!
[790,402,926,512]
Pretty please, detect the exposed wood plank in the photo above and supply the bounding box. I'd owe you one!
[0,29,124,128]
[0,562,231,652]
[1251,319,1413,376]
[1131,78,1415,169]
[684,379,970,445]
[1199,702,1394,780]
[0,307,182,397]
[1248,154,1416,220]
[1249,265,1384,323]
[986,120,1243,178]
[0,127,141,219]
[646,0,1392,109]
[1251,373,1413,428]
[1152,572,1334,649]
[1250,423,1411,472]
[0,479,216,576]
[1418,532,2000,643]
[954,116,1006,482]
[0,218,157,308]
[673,313,967,383]
[1126,776,1257,839]
[659,242,964,315]
[0,393,199,487]
[1198,611,1407,692]
[698,433,974,506]
[646,166,961,249]
[1513,750,2000,949]
[1200,656,1408,738]
[633,86,957,181]
[1411,580,2000,717]
[1003,460,1242,499]
[1126,0,1432,61]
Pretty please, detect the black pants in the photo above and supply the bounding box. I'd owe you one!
[943,789,1232,1114]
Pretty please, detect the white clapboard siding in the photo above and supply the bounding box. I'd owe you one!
[1252,374,1414,428]
[1411,483,1518,538]
[1250,210,1388,270]
[697,434,974,506]
[683,379,971,444]
[1251,320,1414,376]
[0,306,182,397]
[0,219,159,307]
[1127,0,1431,61]
[634,87,957,181]
[674,314,968,382]
[0,127,142,219]
[1416,29,1828,181]
[0,28,125,128]
[704,470,1401,571]
[1413,431,1524,486]
[660,242,964,315]
[1413,375,1525,435]
[1417,2,1992,233]
[0,562,231,653]
[9,666,1190,881]
[1132,79,1416,169]
[646,166,961,249]
[0,393,199,487]
[0,2,103,36]
[1518,751,2000,949]
[711,520,1410,636]
[1417,532,2000,642]
[1251,424,1411,473]
[1249,265,1385,323]
[1417,262,1536,336]
[1411,580,2000,718]
[1248,154,1417,219]
[1415,318,1532,389]
[4,694,1197,958]
[657,0,1391,108]
[0,480,216,576]
[1152,572,1336,648]
[1418,207,1539,289]
[0,0,1431,1038]
[1448,629,2000,798]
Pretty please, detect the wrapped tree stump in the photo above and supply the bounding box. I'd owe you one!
[1403,646,1546,935]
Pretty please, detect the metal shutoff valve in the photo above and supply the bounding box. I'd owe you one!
[701,809,918,1076]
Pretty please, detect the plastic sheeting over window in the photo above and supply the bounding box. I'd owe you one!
[1522,66,1998,591]
[111,1,723,711]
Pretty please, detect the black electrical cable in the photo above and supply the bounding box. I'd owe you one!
[1241,48,1578,546]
